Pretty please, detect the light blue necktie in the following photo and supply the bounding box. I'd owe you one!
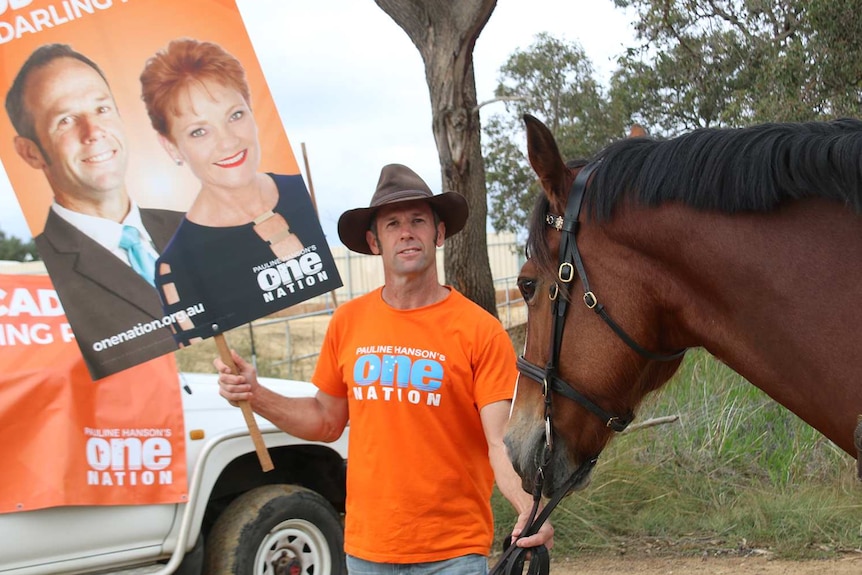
[119,225,156,287]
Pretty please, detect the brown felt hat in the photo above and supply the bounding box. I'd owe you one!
[337,163,469,255]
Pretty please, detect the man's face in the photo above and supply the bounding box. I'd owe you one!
[18,57,127,204]
[366,200,445,278]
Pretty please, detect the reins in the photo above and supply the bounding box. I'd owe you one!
[492,160,688,575]
[488,455,597,575]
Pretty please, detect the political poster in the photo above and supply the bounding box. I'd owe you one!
[0,0,342,380]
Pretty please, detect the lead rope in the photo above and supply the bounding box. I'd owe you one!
[488,455,598,575]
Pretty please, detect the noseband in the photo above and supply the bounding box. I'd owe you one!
[493,161,687,575]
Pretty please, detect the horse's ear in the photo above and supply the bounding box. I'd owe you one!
[523,114,568,203]
[628,124,648,138]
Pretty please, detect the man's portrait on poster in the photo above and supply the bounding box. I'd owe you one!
[4,43,183,379]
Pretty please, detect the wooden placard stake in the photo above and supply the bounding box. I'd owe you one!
[301,142,339,310]
[214,332,274,472]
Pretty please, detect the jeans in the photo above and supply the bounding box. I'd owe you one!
[346,553,489,575]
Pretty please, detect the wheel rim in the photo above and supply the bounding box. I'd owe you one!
[255,518,332,575]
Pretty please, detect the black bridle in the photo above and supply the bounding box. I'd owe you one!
[491,160,687,575]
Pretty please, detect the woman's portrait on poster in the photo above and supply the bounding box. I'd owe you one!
[139,38,340,347]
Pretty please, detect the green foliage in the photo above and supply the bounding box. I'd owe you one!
[493,350,861,560]
[613,0,862,132]
[0,229,39,262]
[483,33,630,236]
[483,1,862,238]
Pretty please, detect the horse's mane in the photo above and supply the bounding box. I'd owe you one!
[525,119,862,273]
[588,118,862,220]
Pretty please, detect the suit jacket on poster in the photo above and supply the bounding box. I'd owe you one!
[35,208,184,379]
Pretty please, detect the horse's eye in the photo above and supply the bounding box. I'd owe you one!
[517,277,537,302]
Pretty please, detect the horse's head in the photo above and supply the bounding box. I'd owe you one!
[504,114,686,498]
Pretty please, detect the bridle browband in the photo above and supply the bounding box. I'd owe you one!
[491,160,687,575]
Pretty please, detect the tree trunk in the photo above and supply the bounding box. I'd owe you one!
[374,0,499,317]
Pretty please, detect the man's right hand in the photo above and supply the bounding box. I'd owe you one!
[214,349,257,407]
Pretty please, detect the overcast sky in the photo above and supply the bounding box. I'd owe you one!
[0,0,636,246]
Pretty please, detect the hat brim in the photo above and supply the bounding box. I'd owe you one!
[337,192,469,255]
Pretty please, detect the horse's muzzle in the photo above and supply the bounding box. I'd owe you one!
[504,424,593,497]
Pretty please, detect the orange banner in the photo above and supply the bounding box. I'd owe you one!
[0,273,187,513]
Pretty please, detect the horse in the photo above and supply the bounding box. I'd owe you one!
[504,114,862,499]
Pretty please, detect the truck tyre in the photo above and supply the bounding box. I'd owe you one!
[204,484,345,575]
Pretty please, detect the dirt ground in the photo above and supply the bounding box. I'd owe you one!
[547,554,862,574]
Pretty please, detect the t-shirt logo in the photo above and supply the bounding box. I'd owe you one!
[351,346,446,406]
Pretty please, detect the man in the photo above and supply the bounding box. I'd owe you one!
[5,44,183,379]
[217,164,552,573]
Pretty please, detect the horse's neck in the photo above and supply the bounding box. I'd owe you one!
[612,200,862,455]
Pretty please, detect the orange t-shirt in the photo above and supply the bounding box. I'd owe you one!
[313,287,518,563]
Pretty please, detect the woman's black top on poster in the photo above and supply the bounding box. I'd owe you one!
[155,173,341,346]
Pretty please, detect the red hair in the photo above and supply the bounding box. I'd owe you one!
[140,38,251,138]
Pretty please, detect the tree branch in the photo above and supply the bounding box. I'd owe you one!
[622,414,680,434]
[472,95,529,114]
